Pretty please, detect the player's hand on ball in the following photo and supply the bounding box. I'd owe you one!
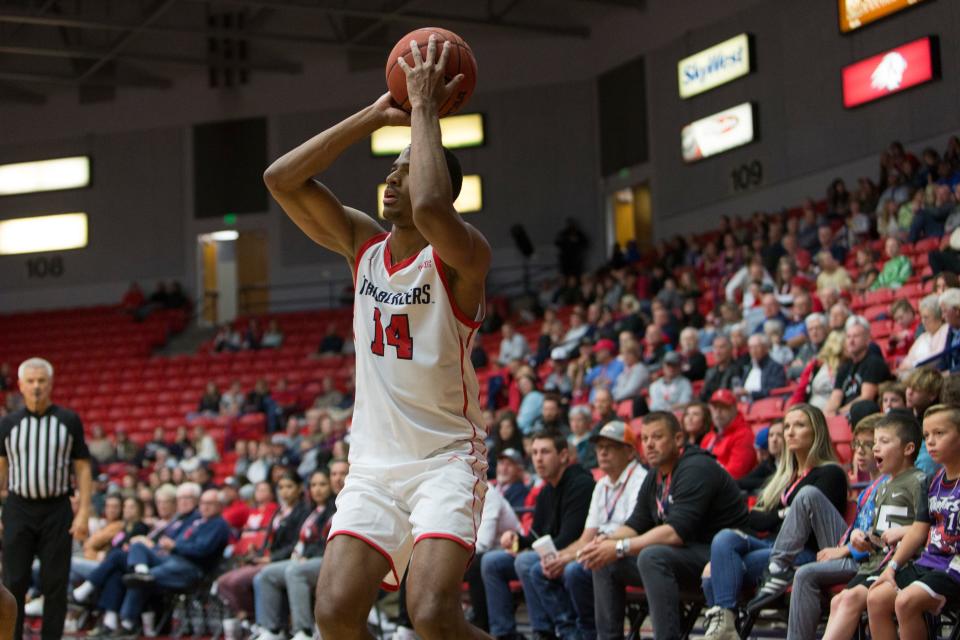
[397,35,463,111]
[372,92,411,127]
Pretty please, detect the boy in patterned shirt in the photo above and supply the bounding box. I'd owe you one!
[867,405,960,639]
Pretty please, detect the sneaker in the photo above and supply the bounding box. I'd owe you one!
[85,622,118,638]
[746,567,795,612]
[122,572,155,587]
[289,631,314,640]
[702,606,738,640]
[253,631,285,640]
[23,596,43,616]
[113,625,141,640]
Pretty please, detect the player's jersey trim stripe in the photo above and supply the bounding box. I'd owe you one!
[432,248,482,329]
[382,233,421,275]
[353,232,389,285]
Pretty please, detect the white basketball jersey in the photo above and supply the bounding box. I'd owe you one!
[350,233,485,463]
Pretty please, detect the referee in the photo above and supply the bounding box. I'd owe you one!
[0,357,92,640]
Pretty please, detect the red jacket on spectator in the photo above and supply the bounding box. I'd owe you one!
[233,502,278,556]
[700,412,757,480]
[222,497,251,531]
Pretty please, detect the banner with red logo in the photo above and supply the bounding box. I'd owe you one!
[841,37,936,108]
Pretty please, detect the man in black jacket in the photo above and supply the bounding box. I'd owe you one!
[580,412,748,640]
[481,431,594,640]
[699,335,738,402]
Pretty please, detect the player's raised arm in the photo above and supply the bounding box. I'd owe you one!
[263,95,409,262]
[399,36,491,282]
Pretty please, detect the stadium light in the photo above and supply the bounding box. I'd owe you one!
[371,114,485,156]
[377,175,483,217]
[0,156,91,196]
[209,230,240,241]
[0,212,88,255]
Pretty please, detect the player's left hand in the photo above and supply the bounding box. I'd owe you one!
[397,34,464,112]
[70,512,89,542]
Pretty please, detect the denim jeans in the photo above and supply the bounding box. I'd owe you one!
[563,560,596,640]
[120,543,201,623]
[703,529,773,609]
[514,550,579,639]
[481,550,520,636]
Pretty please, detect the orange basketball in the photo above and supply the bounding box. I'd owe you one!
[386,27,477,117]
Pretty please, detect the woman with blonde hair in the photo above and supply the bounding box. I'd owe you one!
[701,404,848,638]
[789,330,846,409]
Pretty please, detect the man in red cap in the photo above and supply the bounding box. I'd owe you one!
[585,338,624,403]
[701,389,757,480]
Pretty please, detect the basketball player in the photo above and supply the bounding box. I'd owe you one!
[263,36,491,640]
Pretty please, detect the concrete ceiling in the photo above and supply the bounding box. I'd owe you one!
[0,0,647,104]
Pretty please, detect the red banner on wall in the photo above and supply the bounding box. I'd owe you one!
[842,37,936,108]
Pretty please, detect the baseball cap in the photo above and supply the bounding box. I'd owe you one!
[550,347,569,361]
[497,448,524,466]
[754,426,770,450]
[709,389,737,406]
[592,338,616,354]
[590,420,636,446]
[662,351,682,366]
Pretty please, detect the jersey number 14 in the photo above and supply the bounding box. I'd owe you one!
[371,308,413,359]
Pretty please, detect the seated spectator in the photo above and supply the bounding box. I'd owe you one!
[791,330,847,410]
[220,478,250,531]
[88,424,114,465]
[815,250,853,295]
[139,427,169,465]
[542,348,574,399]
[71,495,125,584]
[788,312,828,379]
[764,319,794,367]
[680,297,705,330]
[584,339,624,402]
[316,323,344,357]
[233,482,279,557]
[251,470,337,640]
[703,389,757,480]
[701,404,848,638]
[641,324,669,370]
[904,367,943,476]
[829,301,852,333]
[700,335,738,402]
[119,489,230,633]
[490,413,524,466]
[938,287,960,372]
[568,405,597,470]
[191,425,219,463]
[497,322,530,366]
[244,378,273,415]
[532,394,568,434]
[736,334,787,401]
[611,345,649,403]
[738,420,784,495]
[517,422,646,640]
[216,472,309,622]
[591,388,618,432]
[213,324,243,353]
[242,319,262,350]
[534,317,566,367]
[556,309,593,358]
[220,381,245,417]
[812,224,847,264]
[113,428,140,464]
[647,352,693,412]
[825,316,891,416]
[681,402,713,447]
[166,281,190,310]
[725,257,774,304]
[494,448,530,513]
[580,412,748,640]
[852,247,879,293]
[886,299,919,365]
[677,327,707,381]
[72,484,197,636]
[481,432,594,640]
[879,381,906,413]
[312,376,344,410]
[908,183,955,241]
[516,374,544,436]
[871,237,912,291]
[120,283,145,313]
[748,293,789,336]
[650,302,680,346]
[260,320,284,349]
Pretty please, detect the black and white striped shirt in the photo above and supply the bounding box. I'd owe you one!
[0,406,90,500]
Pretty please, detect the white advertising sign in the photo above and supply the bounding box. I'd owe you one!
[681,103,755,163]
[678,33,751,99]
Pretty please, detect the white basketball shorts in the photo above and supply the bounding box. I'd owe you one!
[327,448,488,591]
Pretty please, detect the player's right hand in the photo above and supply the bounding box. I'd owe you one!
[372,92,411,127]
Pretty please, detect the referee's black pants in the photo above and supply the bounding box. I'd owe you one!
[2,494,73,640]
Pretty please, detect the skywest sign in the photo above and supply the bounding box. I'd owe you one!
[678,34,751,99]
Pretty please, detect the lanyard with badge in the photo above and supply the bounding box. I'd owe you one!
[781,469,811,507]
[603,464,637,523]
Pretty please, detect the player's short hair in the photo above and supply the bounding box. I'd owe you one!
[643,411,682,435]
[18,357,53,380]
[905,367,944,397]
[875,410,922,459]
[531,430,568,455]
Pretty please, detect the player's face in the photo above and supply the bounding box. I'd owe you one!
[923,413,960,466]
[382,148,412,223]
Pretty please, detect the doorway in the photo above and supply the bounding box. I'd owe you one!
[197,229,269,325]
[610,183,653,250]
